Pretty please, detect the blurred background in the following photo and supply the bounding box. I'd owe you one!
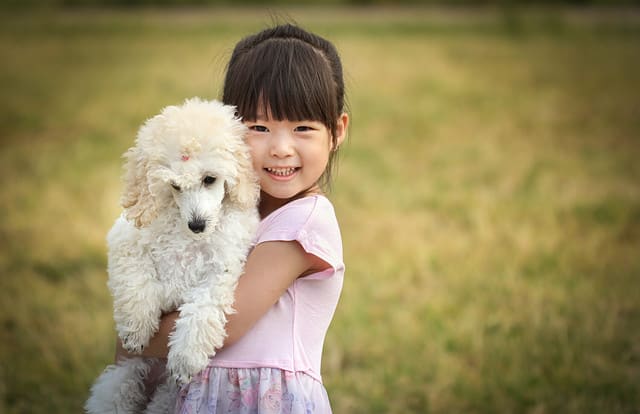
[1,1,639,413]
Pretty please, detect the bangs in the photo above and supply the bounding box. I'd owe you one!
[224,38,338,130]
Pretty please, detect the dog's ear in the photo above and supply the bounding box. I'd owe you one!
[120,122,160,228]
[121,146,156,228]
[228,146,260,211]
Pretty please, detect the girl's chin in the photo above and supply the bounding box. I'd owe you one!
[260,186,321,204]
[260,187,297,200]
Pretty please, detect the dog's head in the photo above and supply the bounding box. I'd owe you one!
[120,98,259,233]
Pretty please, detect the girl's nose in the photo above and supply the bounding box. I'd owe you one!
[270,131,294,157]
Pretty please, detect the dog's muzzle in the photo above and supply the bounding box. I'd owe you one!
[188,218,206,233]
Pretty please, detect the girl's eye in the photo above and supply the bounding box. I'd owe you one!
[171,183,181,192]
[294,126,315,132]
[249,125,269,132]
[203,176,217,186]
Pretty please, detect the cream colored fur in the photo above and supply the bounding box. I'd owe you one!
[85,98,259,414]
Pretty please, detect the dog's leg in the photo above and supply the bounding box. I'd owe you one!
[107,219,166,353]
[144,378,179,414]
[108,252,164,353]
[85,358,151,414]
[166,277,237,383]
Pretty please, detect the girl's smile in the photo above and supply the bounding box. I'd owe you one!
[264,166,300,179]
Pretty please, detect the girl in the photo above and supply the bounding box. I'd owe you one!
[117,24,349,413]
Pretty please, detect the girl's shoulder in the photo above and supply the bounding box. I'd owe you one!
[256,196,343,271]
[256,195,339,243]
[261,195,335,227]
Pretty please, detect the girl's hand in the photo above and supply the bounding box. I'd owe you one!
[114,311,179,362]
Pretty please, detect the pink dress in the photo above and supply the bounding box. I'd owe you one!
[175,195,344,413]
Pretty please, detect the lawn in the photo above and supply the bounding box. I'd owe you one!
[0,6,639,413]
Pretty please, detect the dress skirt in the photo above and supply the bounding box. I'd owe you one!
[175,367,332,414]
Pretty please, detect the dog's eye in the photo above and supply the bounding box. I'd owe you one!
[171,183,181,192]
[203,176,217,186]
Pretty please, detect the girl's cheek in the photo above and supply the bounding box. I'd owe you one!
[250,153,262,174]
[246,135,262,153]
[246,139,259,158]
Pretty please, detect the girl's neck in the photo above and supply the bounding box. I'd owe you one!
[258,185,323,219]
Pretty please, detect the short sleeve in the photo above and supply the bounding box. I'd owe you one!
[255,196,344,279]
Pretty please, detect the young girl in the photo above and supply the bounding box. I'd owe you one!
[117,24,349,413]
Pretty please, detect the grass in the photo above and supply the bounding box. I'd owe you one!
[1,6,639,413]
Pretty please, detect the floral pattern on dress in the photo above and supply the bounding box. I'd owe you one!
[175,367,330,414]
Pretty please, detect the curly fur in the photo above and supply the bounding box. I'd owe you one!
[85,98,259,414]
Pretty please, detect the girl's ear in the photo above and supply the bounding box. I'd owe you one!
[120,142,158,228]
[333,112,349,150]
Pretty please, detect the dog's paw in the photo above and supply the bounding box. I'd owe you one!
[120,331,149,354]
[173,372,193,385]
[167,348,209,385]
[122,339,144,354]
[116,317,157,354]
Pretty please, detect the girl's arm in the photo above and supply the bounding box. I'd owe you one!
[224,240,328,346]
[115,239,328,361]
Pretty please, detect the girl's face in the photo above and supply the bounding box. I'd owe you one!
[245,110,347,212]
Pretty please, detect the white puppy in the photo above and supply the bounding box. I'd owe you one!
[86,98,259,413]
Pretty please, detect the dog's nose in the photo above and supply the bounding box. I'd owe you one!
[188,219,206,233]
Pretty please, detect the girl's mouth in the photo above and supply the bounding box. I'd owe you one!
[265,167,299,178]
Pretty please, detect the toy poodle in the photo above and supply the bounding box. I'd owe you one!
[85,98,259,413]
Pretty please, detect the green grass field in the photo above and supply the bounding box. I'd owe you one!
[1,7,639,413]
